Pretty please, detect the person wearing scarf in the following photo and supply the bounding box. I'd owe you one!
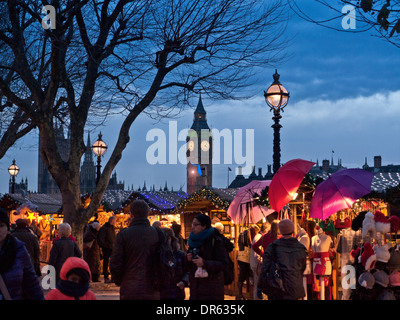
[187,214,229,300]
[46,257,96,300]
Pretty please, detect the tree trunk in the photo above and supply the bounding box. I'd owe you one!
[61,190,88,251]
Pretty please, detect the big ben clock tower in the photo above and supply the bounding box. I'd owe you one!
[186,96,212,194]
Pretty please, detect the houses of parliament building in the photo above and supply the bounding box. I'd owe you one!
[37,124,124,195]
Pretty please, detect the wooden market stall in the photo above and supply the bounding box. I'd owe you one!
[112,190,189,230]
[0,193,64,263]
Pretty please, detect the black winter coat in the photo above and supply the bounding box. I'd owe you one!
[97,222,116,250]
[160,249,189,300]
[11,227,41,276]
[83,227,101,276]
[188,229,229,300]
[110,217,160,300]
[48,237,82,282]
[260,237,307,300]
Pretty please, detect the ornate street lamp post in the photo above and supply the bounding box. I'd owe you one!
[8,159,20,193]
[92,132,107,185]
[264,69,290,174]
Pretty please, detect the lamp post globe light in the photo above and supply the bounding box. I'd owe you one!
[264,69,290,174]
[8,159,20,193]
[92,132,107,184]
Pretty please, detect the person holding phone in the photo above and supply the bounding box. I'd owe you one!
[187,214,229,300]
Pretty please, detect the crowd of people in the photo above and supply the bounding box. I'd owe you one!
[0,199,324,301]
[0,200,235,300]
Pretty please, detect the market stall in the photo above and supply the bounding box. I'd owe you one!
[113,189,189,231]
[0,193,64,263]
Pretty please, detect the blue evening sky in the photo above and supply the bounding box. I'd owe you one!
[1,1,400,194]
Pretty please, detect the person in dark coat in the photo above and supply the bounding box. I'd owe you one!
[97,216,116,283]
[187,214,229,300]
[259,219,307,300]
[48,223,82,283]
[110,200,160,300]
[160,227,189,300]
[83,222,101,282]
[11,218,41,276]
[171,222,187,252]
[0,207,44,300]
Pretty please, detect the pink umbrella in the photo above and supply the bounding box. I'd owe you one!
[269,159,316,212]
[227,180,274,224]
[309,169,374,220]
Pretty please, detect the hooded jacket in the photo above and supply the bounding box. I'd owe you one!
[260,237,307,300]
[45,257,96,300]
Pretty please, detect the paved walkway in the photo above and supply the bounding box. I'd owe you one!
[90,275,235,300]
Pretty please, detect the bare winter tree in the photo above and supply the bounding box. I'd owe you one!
[287,0,400,48]
[0,0,289,245]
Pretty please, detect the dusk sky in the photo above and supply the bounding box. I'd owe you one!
[1,1,400,194]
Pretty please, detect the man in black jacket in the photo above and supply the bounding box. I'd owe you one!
[259,219,307,300]
[98,216,116,283]
[110,200,160,300]
[11,218,41,276]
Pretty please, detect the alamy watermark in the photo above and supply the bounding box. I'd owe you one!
[341,265,357,290]
[342,4,356,30]
[41,5,56,30]
[41,265,56,290]
[145,121,255,175]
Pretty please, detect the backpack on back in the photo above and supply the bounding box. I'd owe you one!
[212,234,234,286]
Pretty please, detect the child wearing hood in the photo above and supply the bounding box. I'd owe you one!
[46,257,97,300]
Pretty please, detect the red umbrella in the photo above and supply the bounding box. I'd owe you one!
[227,180,274,224]
[269,159,316,212]
[309,169,374,220]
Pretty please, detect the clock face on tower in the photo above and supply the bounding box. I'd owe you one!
[188,140,195,151]
[201,140,210,151]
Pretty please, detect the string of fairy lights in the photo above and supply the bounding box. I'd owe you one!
[174,187,232,213]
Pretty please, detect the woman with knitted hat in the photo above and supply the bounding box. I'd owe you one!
[0,207,44,300]
[187,214,229,300]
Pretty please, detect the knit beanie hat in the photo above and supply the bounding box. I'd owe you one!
[374,270,389,288]
[387,246,400,271]
[278,219,294,236]
[352,211,367,231]
[374,243,392,263]
[362,212,376,240]
[194,214,211,229]
[389,270,400,287]
[359,243,377,271]
[350,246,361,264]
[374,211,391,234]
[358,271,375,289]
[0,207,10,230]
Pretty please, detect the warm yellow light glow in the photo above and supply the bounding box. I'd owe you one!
[92,133,107,156]
[266,84,288,109]
[8,159,19,176]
